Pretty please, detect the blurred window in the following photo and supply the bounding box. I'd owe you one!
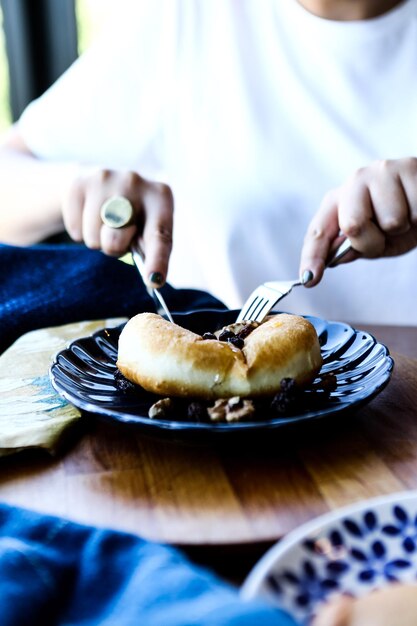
[1,0,77,121]
[76,0,116,53]
[0,0,116,131]
[0,6,11,132]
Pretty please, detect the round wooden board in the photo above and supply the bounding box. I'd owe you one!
[1,352,417,546]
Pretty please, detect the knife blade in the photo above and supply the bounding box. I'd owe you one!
[130,243,174,323]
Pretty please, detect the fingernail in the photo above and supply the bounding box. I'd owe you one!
[148,272,164,287]
[301,270,314,285]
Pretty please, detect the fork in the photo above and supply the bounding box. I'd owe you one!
[236,238,353,323]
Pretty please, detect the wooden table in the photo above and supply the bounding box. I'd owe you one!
[0,324,416,583]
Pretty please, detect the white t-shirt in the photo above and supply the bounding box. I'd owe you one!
[19,0,417,325]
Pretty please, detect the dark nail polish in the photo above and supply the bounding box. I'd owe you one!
[302,270,314,285]
[148,272,164,287]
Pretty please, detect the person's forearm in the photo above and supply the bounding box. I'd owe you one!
[0,135,76,245]
[0,127,175,285]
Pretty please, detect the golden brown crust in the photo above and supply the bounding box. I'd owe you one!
[117,312,322,399]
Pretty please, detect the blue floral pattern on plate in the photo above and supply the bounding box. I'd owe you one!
[241,491,417,625]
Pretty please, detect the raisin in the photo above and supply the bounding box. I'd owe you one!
[202,332,216,340]
[218,329,235,342]
[228,335,244,349]
[187,402,209,422]
[114,369,137,394]
[319,373,337,394]
[270,392,295,416]
[280,377,299,398]
[237,324,257,340]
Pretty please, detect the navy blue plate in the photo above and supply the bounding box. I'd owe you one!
[49,309,394,437]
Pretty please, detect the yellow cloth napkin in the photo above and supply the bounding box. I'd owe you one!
[0,318,126,456]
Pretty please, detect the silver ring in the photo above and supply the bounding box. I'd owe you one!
[100,196,134,229]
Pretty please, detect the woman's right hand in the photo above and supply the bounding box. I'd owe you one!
[62,169,174,287]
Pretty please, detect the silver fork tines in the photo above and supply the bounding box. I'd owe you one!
[236,280,300,323]
[236,237,353,323]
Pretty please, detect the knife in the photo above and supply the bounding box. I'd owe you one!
[130,242,174,323]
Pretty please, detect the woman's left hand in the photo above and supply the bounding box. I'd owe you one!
[299,157,417,285]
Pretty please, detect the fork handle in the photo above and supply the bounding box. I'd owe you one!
[326,237,353,268]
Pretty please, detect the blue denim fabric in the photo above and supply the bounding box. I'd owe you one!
[0,243,226,354]
[0,504,298,626]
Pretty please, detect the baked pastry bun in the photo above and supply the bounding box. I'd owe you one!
[312,584,417,626]
[117,312,322,399]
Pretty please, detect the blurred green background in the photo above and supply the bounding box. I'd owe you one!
[0,0,115,133]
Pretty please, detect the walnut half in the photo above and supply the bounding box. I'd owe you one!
[207,396,255,422]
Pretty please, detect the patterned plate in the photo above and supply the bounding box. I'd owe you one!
[241,491,417,625]
[49,308,393,439]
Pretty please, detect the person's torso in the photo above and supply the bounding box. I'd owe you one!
[161,0,417,325]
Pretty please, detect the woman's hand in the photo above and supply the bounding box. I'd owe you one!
[312,584,417,626]
[62,169,174,286]
[300,158,417,285]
